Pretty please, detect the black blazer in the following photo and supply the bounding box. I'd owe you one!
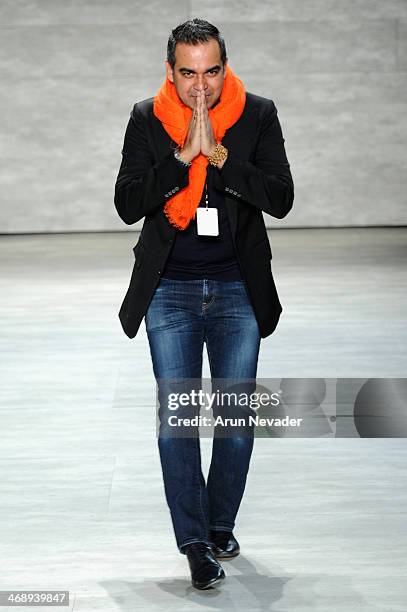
[114,91,294,339]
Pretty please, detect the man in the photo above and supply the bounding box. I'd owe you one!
[114,18,294,590]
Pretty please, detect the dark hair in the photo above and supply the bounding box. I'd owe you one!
[167,18,227,69]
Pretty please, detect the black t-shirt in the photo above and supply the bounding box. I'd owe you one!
[161,164,242,281]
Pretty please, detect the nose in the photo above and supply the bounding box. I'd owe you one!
[193,74,208,92]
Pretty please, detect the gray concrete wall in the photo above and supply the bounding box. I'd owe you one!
[1,1,406,233]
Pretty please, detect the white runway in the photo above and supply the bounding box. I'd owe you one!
[0,227,406,611]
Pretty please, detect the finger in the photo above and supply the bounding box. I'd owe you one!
[192,106,198,133]
[197,96,202,136]
[196,103,201,132]
[188,111,194,138]
[202,94,209,127]
[203,97,209,134]
[197,93,204,127]
[196,94,201,123]
[202,90,207,112]
[197,100,201,132]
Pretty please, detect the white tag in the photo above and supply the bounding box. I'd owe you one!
[196,207,219,236]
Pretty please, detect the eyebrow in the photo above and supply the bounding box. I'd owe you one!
[178,65,222,73]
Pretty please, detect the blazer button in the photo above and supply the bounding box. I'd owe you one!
[158,269,161,275]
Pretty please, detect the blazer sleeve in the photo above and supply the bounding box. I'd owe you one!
[215,99,294,219]
[114,103,190,225]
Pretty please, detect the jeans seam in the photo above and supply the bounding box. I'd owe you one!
[194,438,209,540]
[205,326,215,379]
[193,326,208,545]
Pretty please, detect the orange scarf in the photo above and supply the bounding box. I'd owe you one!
[153,64,246,230]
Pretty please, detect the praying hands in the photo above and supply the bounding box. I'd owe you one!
[179,91,227,168]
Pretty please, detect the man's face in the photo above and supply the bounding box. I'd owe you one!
[165,39,227,110]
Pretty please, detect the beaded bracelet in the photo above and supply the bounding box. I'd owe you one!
[207,143,228,167]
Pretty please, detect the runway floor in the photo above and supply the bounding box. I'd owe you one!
[0,227,406,611]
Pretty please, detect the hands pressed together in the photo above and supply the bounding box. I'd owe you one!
[179,91,227,169]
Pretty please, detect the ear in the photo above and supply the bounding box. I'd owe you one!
[165,60,174,83]
[222,59,228,75]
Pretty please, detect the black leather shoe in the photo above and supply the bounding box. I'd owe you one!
[184,542,225,589]
[210,530,240,558]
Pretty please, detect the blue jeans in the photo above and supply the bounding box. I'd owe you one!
[145,278,261,554]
